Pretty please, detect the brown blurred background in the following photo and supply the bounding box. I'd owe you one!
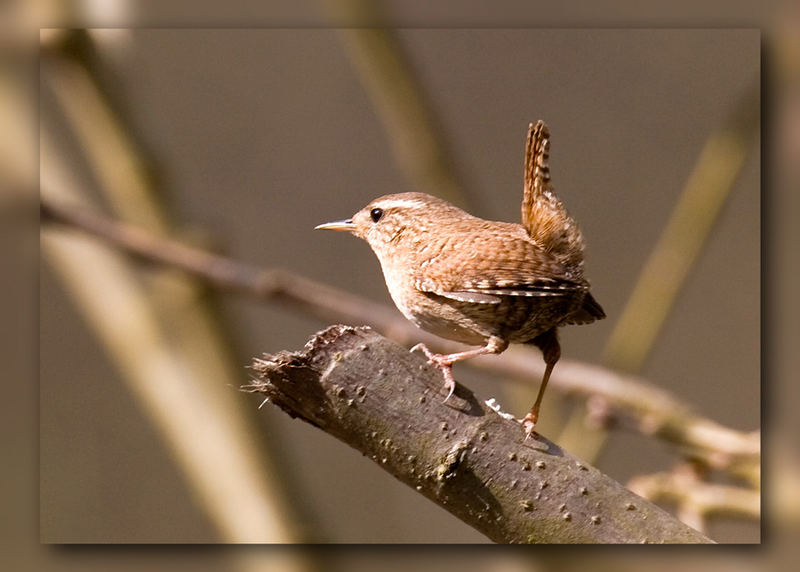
[38,26,760,548]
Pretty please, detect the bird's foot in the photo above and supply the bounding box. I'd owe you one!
[410,342,436,361]
[522,411,538,439]
[410,343,457,401]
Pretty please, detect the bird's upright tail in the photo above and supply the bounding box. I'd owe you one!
[521,121,584,266]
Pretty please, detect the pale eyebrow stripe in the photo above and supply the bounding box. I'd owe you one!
[376,199,427,210]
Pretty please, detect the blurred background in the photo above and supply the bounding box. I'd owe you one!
[39,26,760,543]
[6,0,800,569]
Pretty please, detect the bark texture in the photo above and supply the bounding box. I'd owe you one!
[246,325,713,544]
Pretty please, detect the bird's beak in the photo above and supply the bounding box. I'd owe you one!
[314,219,355,232]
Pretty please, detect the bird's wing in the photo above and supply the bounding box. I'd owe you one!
[416,275,587,305]
[414,235,588,305]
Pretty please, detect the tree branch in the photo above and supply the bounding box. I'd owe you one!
[40,196,759,483]
[333,1,473,209]
[244,325,712,543]
[628,464,760,532]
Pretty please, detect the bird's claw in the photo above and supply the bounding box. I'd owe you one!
[410,343,456,401]
[522,412,537,439]
[410,342,434,360]
[442,377,456,401]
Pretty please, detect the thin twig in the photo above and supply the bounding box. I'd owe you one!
[40,196,759,483]
[333,1,472,209]
[628,464,760,530]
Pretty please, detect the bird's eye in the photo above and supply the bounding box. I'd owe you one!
[370,208,384,223]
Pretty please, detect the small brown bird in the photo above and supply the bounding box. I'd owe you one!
[316,121,604,435]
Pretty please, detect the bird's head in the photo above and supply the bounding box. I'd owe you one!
[315,192,469,259]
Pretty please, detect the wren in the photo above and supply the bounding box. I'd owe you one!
[316,121,605,436]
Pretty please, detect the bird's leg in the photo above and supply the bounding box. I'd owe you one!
[522,328,561,437]
[411,336,508,400]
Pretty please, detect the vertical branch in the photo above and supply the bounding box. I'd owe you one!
[40,138,304,553]
[40,34,311,554]
[333,0,472,209]
[559,83,760,468]
[602,83,760,373]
